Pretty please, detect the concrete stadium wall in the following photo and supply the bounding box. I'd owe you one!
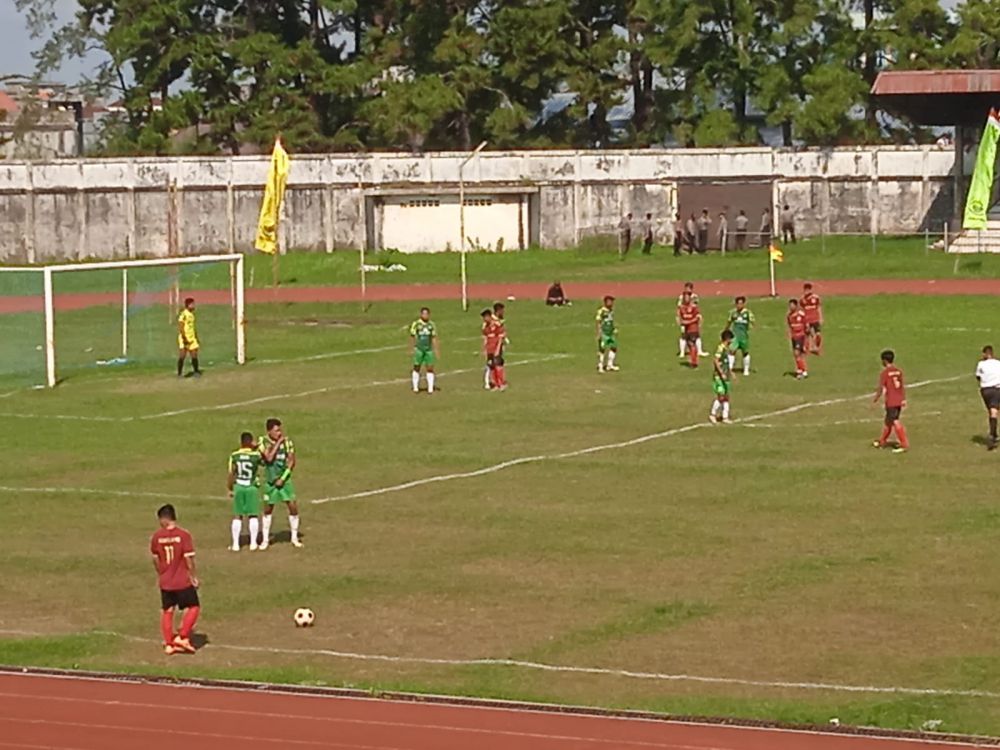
[0,146,962,263]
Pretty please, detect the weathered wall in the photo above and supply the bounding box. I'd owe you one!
[0,146,962,262]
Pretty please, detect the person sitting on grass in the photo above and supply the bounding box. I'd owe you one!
[546,281,571,307]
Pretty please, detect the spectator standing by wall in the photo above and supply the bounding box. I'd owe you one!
[641,212,655,254]
[717,212,729,252]
[760,208,773,248]
[618,212,633,258]
[781,204,796,244]
[685,213,697,253]
[734,210,749,250]
[673,213,685,257]
[697,209,710,253]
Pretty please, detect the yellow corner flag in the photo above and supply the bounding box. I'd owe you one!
[769,243,784,263]
[254,138,290,255]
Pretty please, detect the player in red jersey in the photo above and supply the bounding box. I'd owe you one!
[786,299,809,379]
[481,304,507,390]
[676,292,702,368]
[872,349,909,453]
[800,282,823,354]
[150,504,200,655]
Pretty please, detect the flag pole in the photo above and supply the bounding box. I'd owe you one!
[768,250,777,297]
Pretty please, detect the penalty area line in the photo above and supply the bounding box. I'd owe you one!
[313,375,964,505]
[0,486,226,502]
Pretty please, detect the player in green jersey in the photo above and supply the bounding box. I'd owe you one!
[227,432,262,552]
[725,296,755,376]
[409,307,440,394]
[709,330,735,424]
[259,418,301,549]
[595,295,620,373]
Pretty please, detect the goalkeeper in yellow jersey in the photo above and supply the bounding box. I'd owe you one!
[177,297,201,377]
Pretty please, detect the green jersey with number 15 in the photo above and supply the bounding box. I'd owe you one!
[229,447,261,487]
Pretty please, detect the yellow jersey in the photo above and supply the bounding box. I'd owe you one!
[178,309,196,339]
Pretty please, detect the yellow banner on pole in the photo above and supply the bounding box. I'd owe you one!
[254,139,290,255]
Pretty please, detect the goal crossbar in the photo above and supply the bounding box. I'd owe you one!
[0,254,246,387]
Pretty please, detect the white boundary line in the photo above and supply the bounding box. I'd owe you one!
[0,354,571,422]
[1,628,996,704]
[0,486,225,502]
[312,376,964,505]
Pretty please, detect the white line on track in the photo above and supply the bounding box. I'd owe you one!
[2,627,996,704]
[312,376,964,505]
[0,354,571,423]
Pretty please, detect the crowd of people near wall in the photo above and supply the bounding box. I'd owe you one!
[618,204,797,257]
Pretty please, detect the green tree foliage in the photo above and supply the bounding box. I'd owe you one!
[12,0,988,153]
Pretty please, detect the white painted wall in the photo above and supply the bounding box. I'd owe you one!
[379,194,522,253]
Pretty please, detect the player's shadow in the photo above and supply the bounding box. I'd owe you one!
[191,633,210,650]
[970,435,994,447]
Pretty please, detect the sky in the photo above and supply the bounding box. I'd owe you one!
[0,0,966,87]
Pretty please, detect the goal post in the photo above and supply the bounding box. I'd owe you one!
[0,253,245,388]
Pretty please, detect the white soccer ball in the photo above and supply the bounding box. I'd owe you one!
[293,608,315,628]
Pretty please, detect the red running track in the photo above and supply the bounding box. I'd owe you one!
[0,672,990,750]
[2,278,1000,314]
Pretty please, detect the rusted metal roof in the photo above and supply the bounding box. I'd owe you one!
[872,70,1000,95]
[872,70,1000,126]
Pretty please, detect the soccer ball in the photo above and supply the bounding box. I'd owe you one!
[293,608,315,628]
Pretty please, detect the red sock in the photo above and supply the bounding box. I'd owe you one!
[496,366,506,386]
[160,610,174,645]
[894,423,909,449]
[179,606,200,639]
[488,366,497,388]
[795,355,805,372]
[815,334,822,351]
[878,425,892,445]
[689,347,698,367]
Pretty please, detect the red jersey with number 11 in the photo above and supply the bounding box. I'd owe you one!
[880,365,905,408]
[150,526,195,591]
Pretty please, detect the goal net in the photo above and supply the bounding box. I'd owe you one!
[0,254,245,389]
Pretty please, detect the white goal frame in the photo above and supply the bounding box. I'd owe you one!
[0,253,245,387]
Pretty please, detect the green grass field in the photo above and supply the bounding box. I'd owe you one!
[3,249,1000,736]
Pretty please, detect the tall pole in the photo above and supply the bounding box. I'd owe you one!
[43,267,56,387]
[459,141,487,311]
[768,252,777,298]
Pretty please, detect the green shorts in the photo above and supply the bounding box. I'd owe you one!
[264,479,296,505]
[232,485,261,516]
[713,377,731,397]
[599,334,618,352]
[412,349,436,367]
[733,334,750,354]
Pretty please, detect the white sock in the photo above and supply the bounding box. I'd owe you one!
[728,354,735,371]
[411,371,420,391]
[230,518,242,549]
[607,350,616,367]
[484,366,491,387]
[679,338,687,355]
[696,337,704,353]
[722,401,731,419]
[427,372,435,393]
[710,399,721,416]
[289,513,300,543]
[743,355,751,375]
[597,351,604,368]
[262,514,273,542]
[248,517,260,546]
